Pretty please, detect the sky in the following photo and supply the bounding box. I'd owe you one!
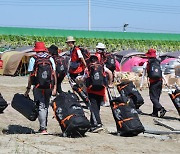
[0,0,180,34]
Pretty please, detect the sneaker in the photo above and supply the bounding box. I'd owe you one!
[90,125,104,133]
[37,129,48,135]
[136,109,143,114]
[159,108,167,118]
[149,113,158,117]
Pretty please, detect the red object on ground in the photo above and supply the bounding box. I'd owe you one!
[0,60,3,69]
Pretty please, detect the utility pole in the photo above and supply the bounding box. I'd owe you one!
[88,0,91,31]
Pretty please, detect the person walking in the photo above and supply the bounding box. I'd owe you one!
[66,36,87,82]
[25,42,57,134]
[86,55,113,132]
[48,44,67,93]
[140,48,167,117]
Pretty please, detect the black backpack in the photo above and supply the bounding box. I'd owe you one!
[110,97,145,136]
[148,58,162,79]
[79,47,91,65]
[0,93,8,113]
[86,63,107,91]
[53,56,68,79]
[31,55,54,89]
[51,91,90,137]
[105,53,116,72]
[117,81,144,109]
[169,88,180,115]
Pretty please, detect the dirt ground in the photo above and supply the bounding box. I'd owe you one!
[0,76,179,154]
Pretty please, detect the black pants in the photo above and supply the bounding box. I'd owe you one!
[149,80,163,112]
[88,93,104,127]
[57,76,65,93]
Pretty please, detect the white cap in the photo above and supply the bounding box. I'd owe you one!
[96,43,106,49]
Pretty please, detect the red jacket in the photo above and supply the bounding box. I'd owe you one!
[87,87,106,96]
[69,47,85,74]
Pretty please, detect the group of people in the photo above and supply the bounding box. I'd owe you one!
[24,36,167,134]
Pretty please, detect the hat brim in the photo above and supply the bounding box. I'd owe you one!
[96,46,105,49]
[33,48,47,52]
[66,40,76,43]
[145,53,156,58]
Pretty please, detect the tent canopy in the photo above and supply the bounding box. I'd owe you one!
[114,49,145,64]
[160,51,180,61]
[0,51,35,76]
[121,56,147,72]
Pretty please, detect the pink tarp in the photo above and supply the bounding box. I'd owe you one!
[121,57,148,72]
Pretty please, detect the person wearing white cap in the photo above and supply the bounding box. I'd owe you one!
[66,36,87,81]
[95,43,107,64]
[95,43,111,107]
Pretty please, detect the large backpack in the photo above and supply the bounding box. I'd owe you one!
[31,55,54,89]
[147,58,162,79]
[0,93,8,113]
[117,81,144,109]
[86,63,107,91]
[51,91,90,137]
[168,87,180,115]
[53,56,68,79]
[79,47,91,65]
[105,53,116,72]
[110,97,145,136]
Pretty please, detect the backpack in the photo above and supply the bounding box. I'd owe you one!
[147,58,162,79]
[53,56,68,79]
[86,63,107,91]
[79,47,91,65]
[105,53,116,72]
[31,55,54,89]
[51,91,90,137]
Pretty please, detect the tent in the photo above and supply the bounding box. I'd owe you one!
[114,50,145,64]
[160,51,180,61]
[121,57,147,72]
[0,51,35,76]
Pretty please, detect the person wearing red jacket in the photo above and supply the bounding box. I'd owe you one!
[66,36,87,81]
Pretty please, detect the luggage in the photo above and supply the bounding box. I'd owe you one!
[51,91,90,137]
[11,93,38,121]
[168,86,180,115]
[117,81,144,109]
[107,88,145,136]
[0,93,8,113]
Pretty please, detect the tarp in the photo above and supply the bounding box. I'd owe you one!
[160,51,180,61]
[114,50,145,64]
[121,57,147,72]
[161,58,177,64]
[0,51,35,76]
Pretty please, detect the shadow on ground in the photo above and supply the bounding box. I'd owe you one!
[2,125,35,134]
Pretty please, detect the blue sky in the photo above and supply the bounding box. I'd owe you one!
[0,0,180,33]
